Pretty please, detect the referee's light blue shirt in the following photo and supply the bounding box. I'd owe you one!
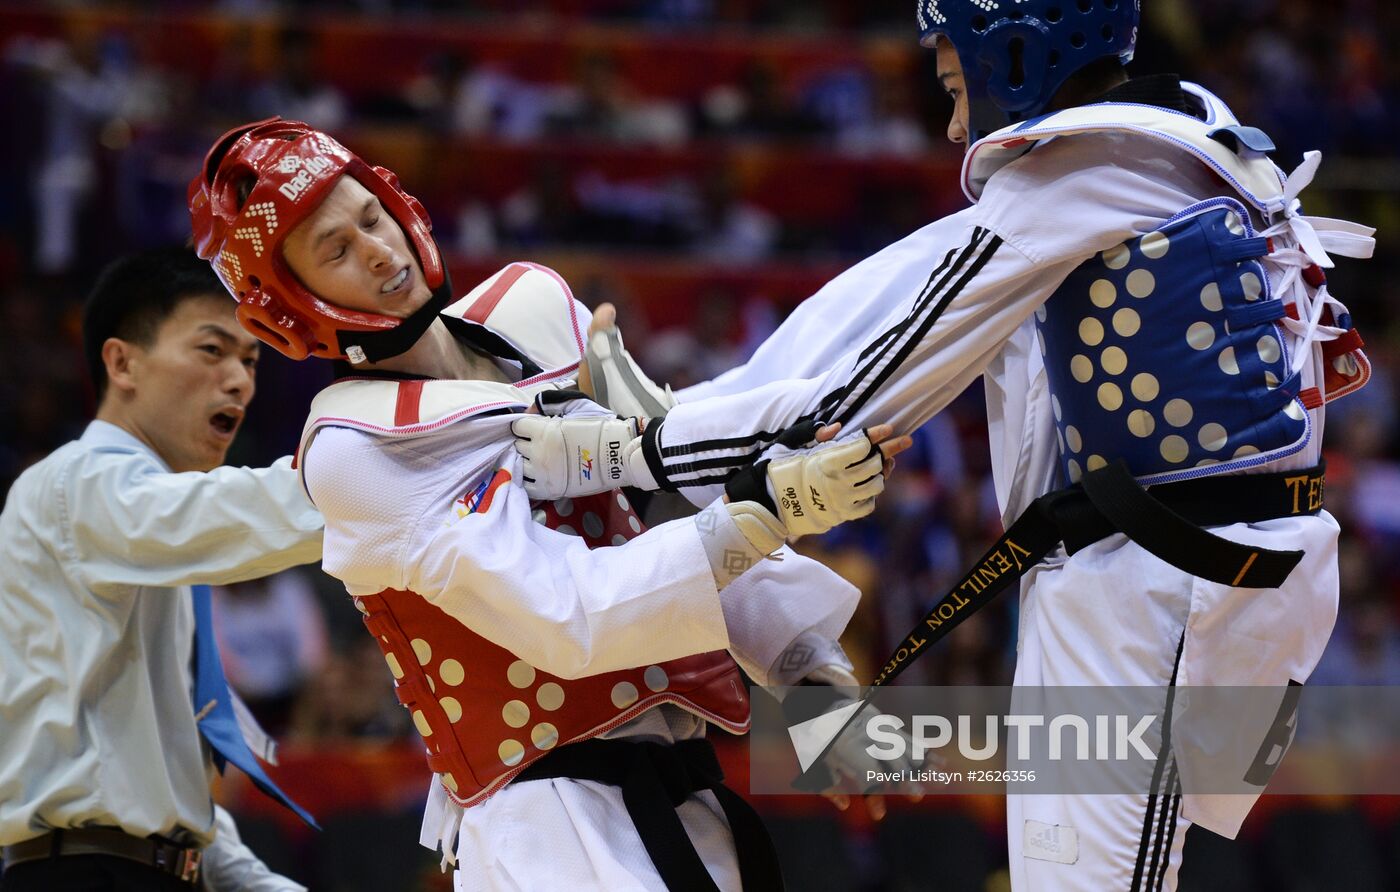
[0,421,322,887]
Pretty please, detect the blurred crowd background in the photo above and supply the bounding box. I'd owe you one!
[3,1,1400,889]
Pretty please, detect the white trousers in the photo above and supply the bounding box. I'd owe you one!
[451,779,740,891]
[1007,512,1339,891]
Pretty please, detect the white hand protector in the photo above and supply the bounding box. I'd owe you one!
[585,324,677,419]
[778,667,923,795]
[720,500,787,557]
[804,664,861,691]
[510,393,658,500]
[693,499,786,590]
[823,696,924,795]
[726,429,886,540]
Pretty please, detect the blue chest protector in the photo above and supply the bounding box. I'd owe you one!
[1037,198,1306,484]
[964,82,1373,487]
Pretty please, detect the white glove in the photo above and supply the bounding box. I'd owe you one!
[585,324,677,419]
[824,697,924,795]
[780,668,923,797]
[802,668,922,793]
[511,393,657,500]
[725,428,886,540]
[695,427,889,586]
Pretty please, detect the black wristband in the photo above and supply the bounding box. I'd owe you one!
[535,389,594,413]
[774,418,822,450]
[726,418,818,514]
[779,681,853,727]
[723,459,776,515]
[640,419,677,492]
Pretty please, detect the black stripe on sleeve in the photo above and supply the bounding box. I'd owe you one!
[658,229,995,481]
[668,471,749,490]
[661,430,783,458]
[853,245,961,364]
[830,233,1002,427]
[811,230,990,423]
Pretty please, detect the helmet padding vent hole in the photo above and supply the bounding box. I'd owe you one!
[971,14,988,32]
[248,275,262,288]
[1008,37,1026,89]
[1077,0,1093,11]
[1070,32,1087,49]
[1102,24,1115,41]
[248,318,290,348]
[1047,7,1063,23]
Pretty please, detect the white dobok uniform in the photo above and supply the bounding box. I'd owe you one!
[297,265,859,891]
[643,83,1374,890]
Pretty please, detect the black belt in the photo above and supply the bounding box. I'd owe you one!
[1,828,203,884]
[515,738,784,892]
[793,460,1326,790]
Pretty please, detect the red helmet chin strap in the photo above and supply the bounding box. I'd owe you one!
[189,118,445,362]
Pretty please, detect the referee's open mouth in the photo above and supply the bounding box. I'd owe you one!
[209,408,244,441]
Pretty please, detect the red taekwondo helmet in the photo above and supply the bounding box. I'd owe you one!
[189,118,451,363]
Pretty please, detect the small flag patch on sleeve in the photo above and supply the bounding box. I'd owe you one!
[453,469,513,520]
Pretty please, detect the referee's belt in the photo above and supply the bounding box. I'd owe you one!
[873,459,1326,687]
[515,738,784,892]
[1,828,203,884]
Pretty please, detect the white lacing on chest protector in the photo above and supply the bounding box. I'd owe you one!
[1259,151,1376,379]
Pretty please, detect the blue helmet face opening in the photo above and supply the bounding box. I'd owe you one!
[918,0,1141,143]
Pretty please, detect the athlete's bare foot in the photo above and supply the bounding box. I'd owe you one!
[576,303,617,400]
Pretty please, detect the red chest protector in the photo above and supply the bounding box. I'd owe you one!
[356,488,750,808]
[300,263,751,807]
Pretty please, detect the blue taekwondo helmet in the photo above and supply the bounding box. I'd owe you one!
[917,0,1141,143]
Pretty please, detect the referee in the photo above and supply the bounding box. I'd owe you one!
[0,249,323,891]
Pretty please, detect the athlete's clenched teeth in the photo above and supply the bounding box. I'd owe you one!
[381,267,409,294]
